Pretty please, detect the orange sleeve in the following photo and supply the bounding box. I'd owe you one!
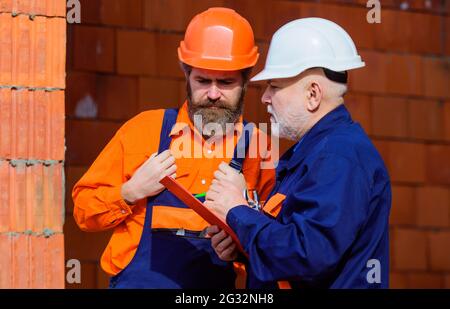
[72,126,133,232]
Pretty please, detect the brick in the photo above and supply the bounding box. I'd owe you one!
[117,30,156,75]
[138,77,181,112]
[2,14,66,88]
[49,0,68,17]
[66,119,122,166]
[426,145,450,185]
[77,0,102,24]
[446,274,450,288]
[263,0,301,42]
[1,234,66,289]
[0,233,12,288]
[0,88,12,158]
[373,140,426,184]
[386,54,423,96]
[0,1,12,13]
[374,10,411,53]
[101,0,143,28]
[408,99,444,141]
[73,25,115,73]
[47,17,66,88]
[143,0,186,31]
[65,166,88,215]
[0,89,65,161]
[11,233,29,288]
[0,161,64,233]
[155,33,184,78]
[446,18,450,56]
[11,14,32,86]
[429,231,450,271]
[96,264,110,289]
[390,185,416,226]
[391,228,428,271]
[374,10,442,55]
[349,50,387,94]
[243,86,264,125]
[299,2,374,49]
[416,186,450,228]
[45,233,65,288]
[371,96,408,138]
[389,272,407,289]
[224,0,267,41]
[67,72,138,121]
[423,57,450,99]
[344,93,372,135]
[1,233,64,288]
[0,161,10,231]
[144,0,226,32]
[406,273,443,288]
[92,75,138,120]
[32,16,48,88]
[0,13,12,85]
[63,216,112,262]
[444,101,450,142]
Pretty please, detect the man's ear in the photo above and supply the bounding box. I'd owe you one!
[306,81,322,112]
[179,61,191,79]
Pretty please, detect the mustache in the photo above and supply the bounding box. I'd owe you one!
[195,100,231,110]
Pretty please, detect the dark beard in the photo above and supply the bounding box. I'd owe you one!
[186,82,246,137]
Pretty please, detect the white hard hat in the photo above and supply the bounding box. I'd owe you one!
[251,17,365,82]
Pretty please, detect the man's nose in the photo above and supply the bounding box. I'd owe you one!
[207,85,221,101]
[261,87,271,105]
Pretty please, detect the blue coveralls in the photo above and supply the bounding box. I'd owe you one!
[109,109,251,288]
[227,105,392,288]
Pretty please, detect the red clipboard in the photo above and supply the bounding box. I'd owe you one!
[160,176,247,257]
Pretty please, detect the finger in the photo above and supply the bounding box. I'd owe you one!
[213,170,227,181]
[205,190,218,201]
[218,161,233,174]
[209,182,222,193]
[211,230,227,248]
[160,155,176,170]
[156,150,171,162]
[219,243,237,261]
[216,235,234,253]
[206,225,219,237]
[162,164,177,178]
[143,152,158,166]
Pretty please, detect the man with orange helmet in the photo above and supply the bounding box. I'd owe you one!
[72,8,275,288]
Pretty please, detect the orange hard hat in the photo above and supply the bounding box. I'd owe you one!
[178,7,259,71]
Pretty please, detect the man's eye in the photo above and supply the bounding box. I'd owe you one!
[196,79,210,84]
[219,80,233,85]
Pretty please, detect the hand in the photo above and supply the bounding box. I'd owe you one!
[205,167,248,221]
[207,225,238,261]
[121,150,176,204]
[213,162,247,192]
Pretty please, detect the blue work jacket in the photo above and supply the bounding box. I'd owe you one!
[227,104,391,288]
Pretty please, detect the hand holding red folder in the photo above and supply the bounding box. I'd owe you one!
[160,176,248,257]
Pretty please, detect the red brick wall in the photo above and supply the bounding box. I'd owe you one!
[0,0,66,288]
[65,0,450,288]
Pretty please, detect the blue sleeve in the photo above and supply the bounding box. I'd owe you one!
[227,153,371,283]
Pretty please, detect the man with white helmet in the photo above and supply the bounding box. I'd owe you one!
[205,18,391,288]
